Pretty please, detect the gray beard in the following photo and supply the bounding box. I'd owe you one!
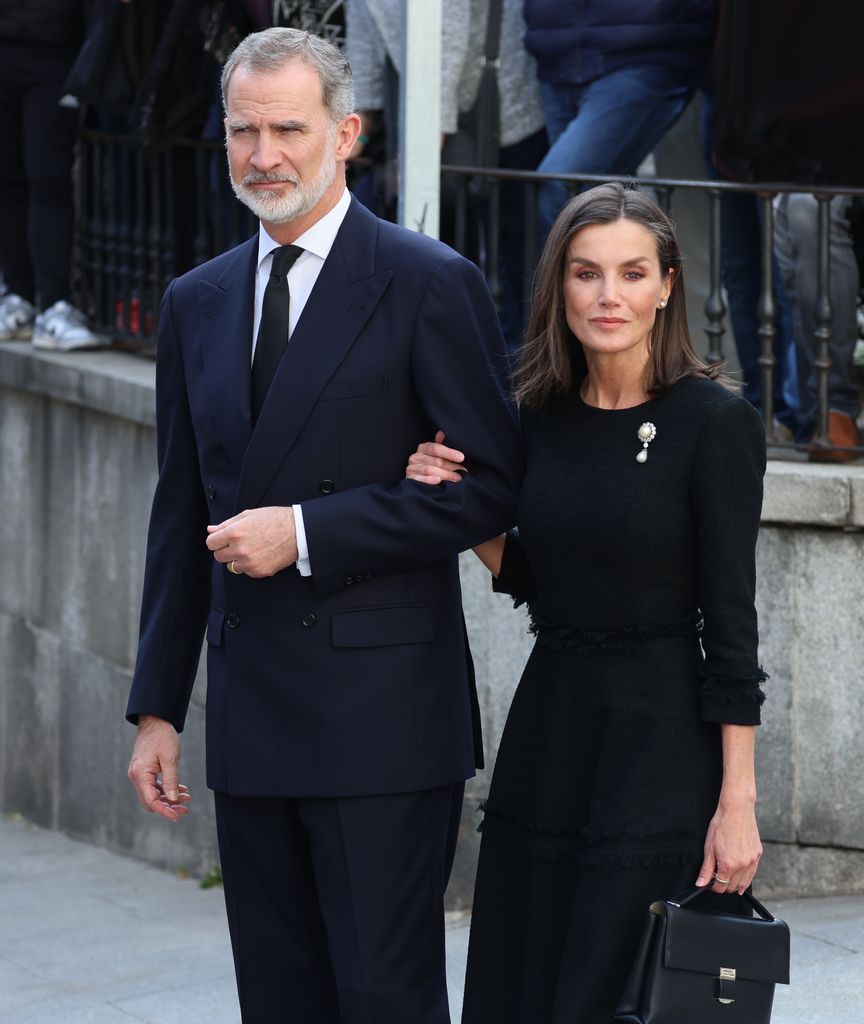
[229,145,337,225]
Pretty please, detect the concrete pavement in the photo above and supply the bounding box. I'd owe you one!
[0,814,859,1023]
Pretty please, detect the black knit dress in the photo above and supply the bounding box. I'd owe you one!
[461,377,767,1024]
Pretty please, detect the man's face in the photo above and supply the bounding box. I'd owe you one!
[224,60,354,227]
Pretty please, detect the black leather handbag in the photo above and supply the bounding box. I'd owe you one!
[615,886,790,1023]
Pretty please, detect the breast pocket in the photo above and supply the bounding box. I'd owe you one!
[319,376,388,402]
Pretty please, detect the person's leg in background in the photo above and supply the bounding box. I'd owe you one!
[774,193,861,457]
[700,92,799,436]
[2,38,105,350]
[536,65,696,238]
[496,127,548,358]
[0,39,38,337]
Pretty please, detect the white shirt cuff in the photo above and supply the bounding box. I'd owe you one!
[292,504,312,576]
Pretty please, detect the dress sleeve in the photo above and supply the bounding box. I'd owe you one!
[692,395,768,725]
[492,529,536,608]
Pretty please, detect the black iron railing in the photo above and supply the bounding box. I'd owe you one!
[72,130,864,457]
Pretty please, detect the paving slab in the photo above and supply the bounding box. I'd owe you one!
[0,815,859,1023]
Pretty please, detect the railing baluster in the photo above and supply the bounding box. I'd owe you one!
[704,188,726,366]
[757,194,777,443]
[523,179,538,320]
[117,142,133,339]
[486,179,501,306]
[90,139,105,333]
[812,193,833,447]
[148,151,162,332]
[134,147,148,341]
[163,149,176,286]
[194,146,209,268]
[74,136,89,317]
[454,174,467,254]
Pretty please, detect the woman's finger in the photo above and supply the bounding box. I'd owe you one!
[417,441,465,463]
[409,452,465,475]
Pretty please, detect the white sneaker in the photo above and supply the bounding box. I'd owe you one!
[32,301,109,351]
[0,293,37,340]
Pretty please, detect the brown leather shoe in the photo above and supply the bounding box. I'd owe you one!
[809,411,863,461]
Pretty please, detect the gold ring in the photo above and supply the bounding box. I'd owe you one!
[714,874,731,885]
[228,560,241,575]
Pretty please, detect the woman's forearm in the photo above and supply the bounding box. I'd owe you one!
[718,724,758,807]
[473,534,505,576]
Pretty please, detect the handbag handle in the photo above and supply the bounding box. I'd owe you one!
[669,885,776,922]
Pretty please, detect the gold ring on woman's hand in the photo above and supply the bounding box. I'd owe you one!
[713,874,731,885]
[228,560,241,575]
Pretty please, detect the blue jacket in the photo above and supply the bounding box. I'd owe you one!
[523,0,716,86]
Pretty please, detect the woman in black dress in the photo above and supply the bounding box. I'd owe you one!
[407,183,766,1023]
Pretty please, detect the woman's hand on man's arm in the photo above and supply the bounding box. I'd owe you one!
[405,431,505,574]
[405,431,466,484]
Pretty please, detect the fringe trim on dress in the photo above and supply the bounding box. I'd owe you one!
[527,611,704,654]
[698,668,769,704]
[477,805,705,868]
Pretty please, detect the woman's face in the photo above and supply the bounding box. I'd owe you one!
[562,218,673,362]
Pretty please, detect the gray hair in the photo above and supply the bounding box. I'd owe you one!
[221,28,354,122]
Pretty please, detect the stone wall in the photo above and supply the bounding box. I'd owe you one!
[2,343,863,905]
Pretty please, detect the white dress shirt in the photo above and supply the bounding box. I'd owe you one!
[253,187,352,576]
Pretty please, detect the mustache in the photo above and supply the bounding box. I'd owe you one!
[241,171,301,186]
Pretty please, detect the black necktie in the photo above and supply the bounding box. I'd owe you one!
[251,244,304,420]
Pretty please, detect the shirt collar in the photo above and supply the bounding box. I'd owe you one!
[256,188,352,269]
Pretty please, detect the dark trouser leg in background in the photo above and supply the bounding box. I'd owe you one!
[0,40,79,307]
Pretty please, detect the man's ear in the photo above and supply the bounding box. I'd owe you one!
[335,113,362,162]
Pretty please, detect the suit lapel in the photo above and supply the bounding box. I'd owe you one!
[199,238,258,470]
[235,200,393,512]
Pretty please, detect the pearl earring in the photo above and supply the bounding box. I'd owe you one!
[658,301,667,309]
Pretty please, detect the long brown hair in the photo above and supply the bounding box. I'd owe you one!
[516,182,725,409]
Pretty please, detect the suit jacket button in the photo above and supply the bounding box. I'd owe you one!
[207,485,216,501]
[301,613,317,628]
[226,613,240,629]
[343,576,353,586]
[319,479,335,494]
[363,572,373,581]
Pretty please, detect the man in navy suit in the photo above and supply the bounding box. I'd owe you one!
[126,27,522,1024]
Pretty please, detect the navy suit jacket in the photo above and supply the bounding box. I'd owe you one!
[127,197,524,797]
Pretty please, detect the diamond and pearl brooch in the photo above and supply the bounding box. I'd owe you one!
[636,422,656,463]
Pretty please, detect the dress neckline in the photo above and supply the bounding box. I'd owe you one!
[575,378,681,413]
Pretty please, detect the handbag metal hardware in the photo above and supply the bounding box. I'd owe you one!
[716,967,737,1005]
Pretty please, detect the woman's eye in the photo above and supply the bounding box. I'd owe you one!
[624,271,646,280]
[575,270,597,280]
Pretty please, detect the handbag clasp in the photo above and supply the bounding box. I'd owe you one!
[715,967,736,1005]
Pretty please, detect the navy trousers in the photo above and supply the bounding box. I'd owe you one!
[215,783,464,1023]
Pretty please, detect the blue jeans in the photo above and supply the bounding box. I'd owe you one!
[700,92,800,432]
[537,65,696,236]
[774,193,861,430]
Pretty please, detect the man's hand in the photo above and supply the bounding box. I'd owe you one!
[128,715,190,823]
[206,506,298,577]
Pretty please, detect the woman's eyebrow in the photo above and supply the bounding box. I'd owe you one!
[567,255,653,267]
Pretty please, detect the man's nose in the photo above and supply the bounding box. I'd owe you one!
[251,133,283,172]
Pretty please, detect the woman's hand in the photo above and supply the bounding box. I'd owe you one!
[696,797,763,895]
[406,431,467,484]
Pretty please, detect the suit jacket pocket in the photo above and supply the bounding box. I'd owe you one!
[319,376,388,401]
[331,605,433,648]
